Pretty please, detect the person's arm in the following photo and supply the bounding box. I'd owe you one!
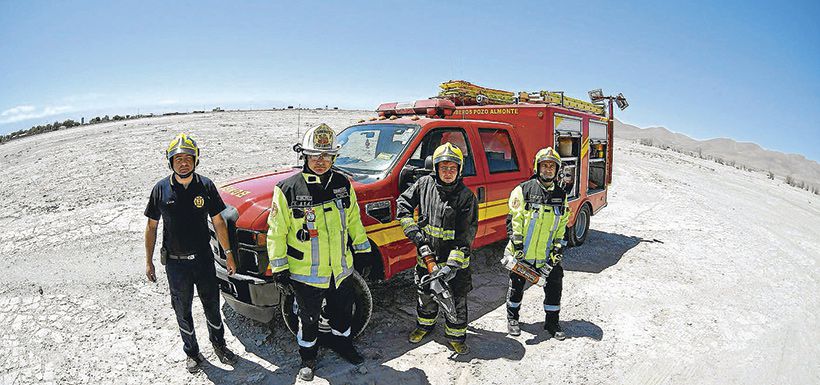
[445,193,479,269]
[346,187,372,254]
[266,186,291,274]
[145,218,159,282]
[505,185,526,256]
[212,213,235,275]
[396,179,425,246]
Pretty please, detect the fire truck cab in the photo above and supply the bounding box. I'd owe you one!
[209,83,622,337]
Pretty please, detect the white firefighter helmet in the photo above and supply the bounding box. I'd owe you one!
[300,123,341,155]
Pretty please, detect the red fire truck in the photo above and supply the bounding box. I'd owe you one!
[209,81,627,336]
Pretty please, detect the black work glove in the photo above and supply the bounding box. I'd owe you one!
[511,242,524,260]
[273,270,290,285]
[549,243,564,266]
[409,230,427,248]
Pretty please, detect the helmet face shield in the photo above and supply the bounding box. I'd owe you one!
[433,142,464,170]
[533,147,561,182]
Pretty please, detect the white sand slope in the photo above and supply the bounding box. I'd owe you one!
[0,110,817,384]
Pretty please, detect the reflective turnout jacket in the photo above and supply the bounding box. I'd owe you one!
[266,170,371,289]
[505,177,570,268]
[396,175,478,269]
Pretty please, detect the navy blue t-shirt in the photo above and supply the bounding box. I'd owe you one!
[144,174,227,255]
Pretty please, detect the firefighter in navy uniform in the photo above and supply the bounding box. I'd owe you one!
[144,133,239,373]
[397,142,479,355]
[504,147,571,339]
[266,124,372,382]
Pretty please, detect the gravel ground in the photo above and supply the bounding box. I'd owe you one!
[1,110,817,384]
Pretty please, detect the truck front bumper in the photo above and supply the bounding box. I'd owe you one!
[214,262,281,323]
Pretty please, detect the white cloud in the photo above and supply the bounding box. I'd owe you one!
[0,105,74,124]
[1,105,36,117]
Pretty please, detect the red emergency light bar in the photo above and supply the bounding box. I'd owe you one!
[376,99,456,118]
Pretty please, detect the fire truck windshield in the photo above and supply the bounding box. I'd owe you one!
[335,123,418,177]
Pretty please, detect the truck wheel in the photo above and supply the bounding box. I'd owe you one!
[568,204,591,246]
[280,271,373,339]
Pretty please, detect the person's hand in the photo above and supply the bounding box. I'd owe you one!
[273,270,290,285]
[146,262,156,282]
[226,253,237,275]
[438,265,457,282]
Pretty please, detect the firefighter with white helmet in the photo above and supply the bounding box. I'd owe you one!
[504,147,571,339]
[267,124,371,381]
[396,142,479,355]
[144,133,239,373]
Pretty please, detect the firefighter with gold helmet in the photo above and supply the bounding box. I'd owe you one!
[396,142,479,355]
[504,147,571,339]
[144,133,239,373]
[266,123,372,381]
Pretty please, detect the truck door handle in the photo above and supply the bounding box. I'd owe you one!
[477,187,486,203]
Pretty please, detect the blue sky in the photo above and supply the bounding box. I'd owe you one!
[2,0,819,160]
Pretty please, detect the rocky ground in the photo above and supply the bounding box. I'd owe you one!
[1,110,817,384]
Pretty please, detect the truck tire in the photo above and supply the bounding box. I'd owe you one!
[280,271,373,339]
[568,204,591,246]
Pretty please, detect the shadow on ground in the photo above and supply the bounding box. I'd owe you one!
[562,229,649,273]
[217,230,633,383]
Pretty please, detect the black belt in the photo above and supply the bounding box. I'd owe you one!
[167,252,197,260]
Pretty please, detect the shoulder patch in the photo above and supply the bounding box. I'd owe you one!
[270,202,278,218]
[511,197,521,209]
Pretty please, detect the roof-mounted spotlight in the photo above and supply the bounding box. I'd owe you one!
[615,93,629,110]
[588,88,605,103]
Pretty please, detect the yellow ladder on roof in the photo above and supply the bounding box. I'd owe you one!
[439,80,604,115]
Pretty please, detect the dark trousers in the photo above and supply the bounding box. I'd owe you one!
[414,266,470,342]
[506,263,563,320]
[291,275,355,359]
[165,255,225,358]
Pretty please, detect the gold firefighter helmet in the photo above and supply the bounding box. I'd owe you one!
[533,147,561,173]
[300,123,341,155]
[433,142,464,174]
[166,133,200,167]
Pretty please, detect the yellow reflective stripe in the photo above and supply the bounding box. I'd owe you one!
[417,316,437,326]
[400,217,417,231]
[444,325,467,337]
[447,249,469,268]
[422,225,455,241]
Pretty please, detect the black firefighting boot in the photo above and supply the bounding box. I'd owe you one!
[544,311,566,340]
[328,335,364,365]
[298,346,318,381]
[186,353,205,373]
[213,343,238,365]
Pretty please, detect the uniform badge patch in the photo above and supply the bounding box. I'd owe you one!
[270,202,278,218]
[193,196,205,208]
[305,208,316,222]
[511,197,521,209]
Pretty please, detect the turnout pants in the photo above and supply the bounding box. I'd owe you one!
[414,266,471,343]
[291,275,355,360]
[506,263,563,321]
[165,253,226,358]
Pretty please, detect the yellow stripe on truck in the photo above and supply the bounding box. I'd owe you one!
[363,198,510,247]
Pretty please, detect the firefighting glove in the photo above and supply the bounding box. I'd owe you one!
[273,270,291,285]
[437,265,457,282]
[549,243,564,266]
[512,241,525,260]
[410,230,428,249]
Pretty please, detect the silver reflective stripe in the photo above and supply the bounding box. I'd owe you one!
[522,209,540,256]
[331,327,351,337]
[297,330,316,348]
[179,326,194,336]
[507,301,521,308]
[206,319,223,330]
[306,217,320,278]
[544,304,560,312]
[544,208,562,260]
[290,273,331,285]
[335,199,353,286]
[269,257,288,267]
